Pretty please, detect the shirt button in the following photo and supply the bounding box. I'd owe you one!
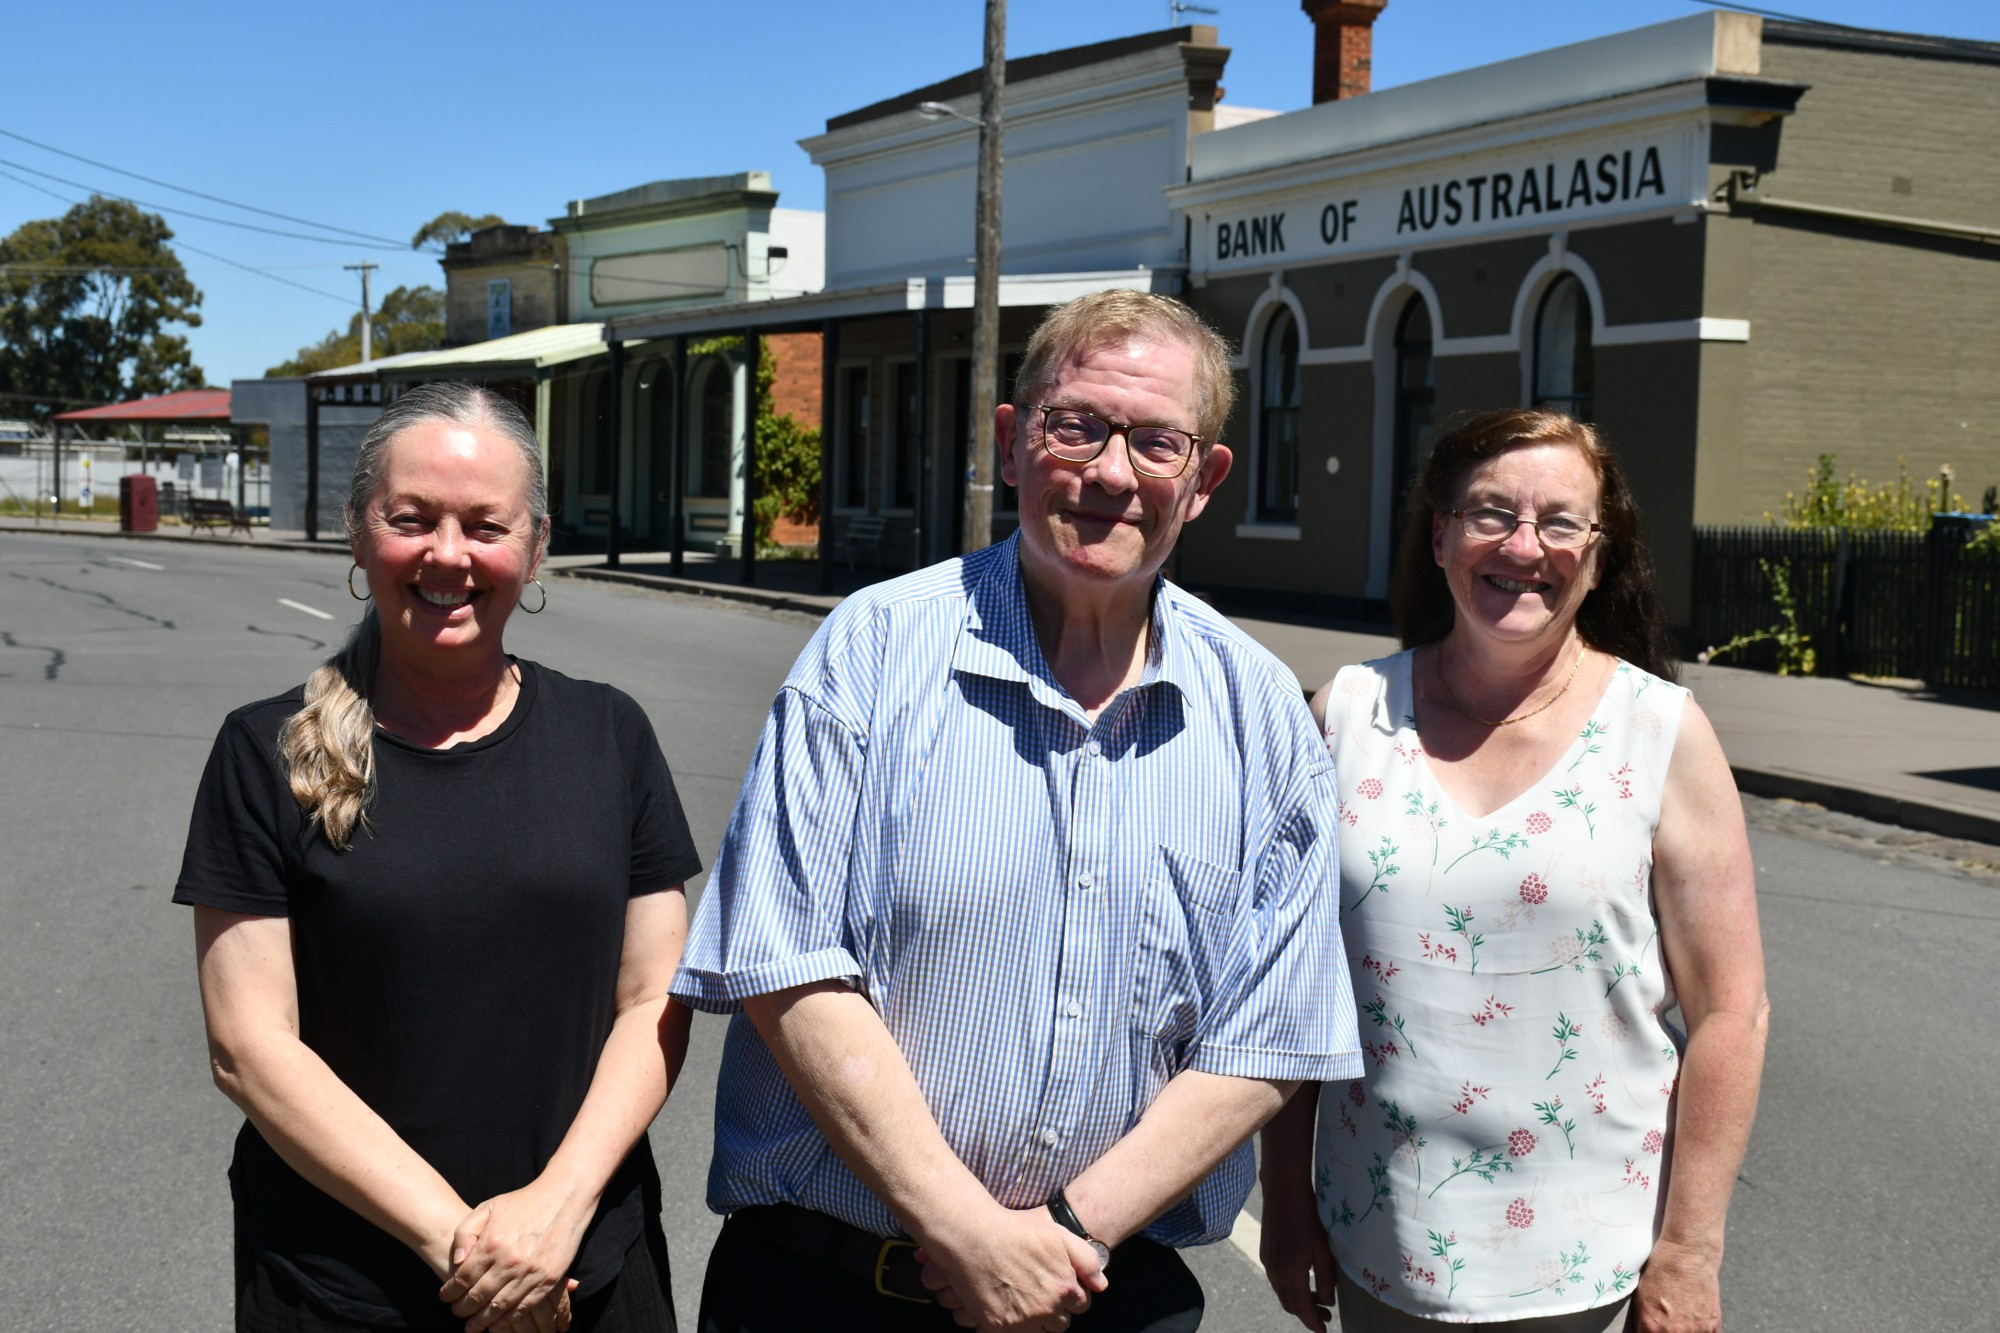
[1076,871,1094,889]
[1086,740,1102,757]
[1041,1128,1060,1148]
[1064,1001,1082,1018]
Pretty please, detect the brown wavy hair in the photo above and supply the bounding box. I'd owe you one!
[1390,407,1678,681]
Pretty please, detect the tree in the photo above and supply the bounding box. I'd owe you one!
[410,210,506,250]
[0,196,204,419]
[266,284,446,376]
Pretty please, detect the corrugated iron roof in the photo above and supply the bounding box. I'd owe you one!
[304,324,607,381]
[52,387,232,423]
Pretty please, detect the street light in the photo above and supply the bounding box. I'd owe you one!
[916,101,983,128]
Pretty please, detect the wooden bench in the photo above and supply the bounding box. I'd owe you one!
[832,514,887,571]
[187,496,253,536]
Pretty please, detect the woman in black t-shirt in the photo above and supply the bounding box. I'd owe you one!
[177,383,700,1332]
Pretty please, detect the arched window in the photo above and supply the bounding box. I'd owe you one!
[1389,297,1436,558]
[687,359,734,499]
[1256,308,1301,524]
[1534,274,1594,421]
[580,367,616,495]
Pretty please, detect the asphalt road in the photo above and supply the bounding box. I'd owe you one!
[2,531,1995,1331]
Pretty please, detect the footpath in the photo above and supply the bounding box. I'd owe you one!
[9,515,1998,847]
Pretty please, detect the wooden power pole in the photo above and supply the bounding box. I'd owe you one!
[960,0,1005,555]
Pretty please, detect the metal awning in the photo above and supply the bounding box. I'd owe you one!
[605,268,1181,342]
[303,323,609,384]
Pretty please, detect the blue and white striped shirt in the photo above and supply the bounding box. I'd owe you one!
[672,534,1362,1246]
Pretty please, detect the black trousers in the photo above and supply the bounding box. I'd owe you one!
[237,1224,676,1333]
[695,1211,1203,1333]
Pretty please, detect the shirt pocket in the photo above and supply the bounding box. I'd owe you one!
[1130,846,1243,1087]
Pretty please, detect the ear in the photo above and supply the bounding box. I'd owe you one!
[995,402,1022,489]
[528,517,551,579]
[1431,509,1448,567]
[1180,443,1233,522]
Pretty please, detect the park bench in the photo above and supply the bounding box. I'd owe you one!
[186,496,253,536]
[832,514,887,571]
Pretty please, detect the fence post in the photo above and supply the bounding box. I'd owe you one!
[1827,530,1850,677]
[1922,518,1950,691]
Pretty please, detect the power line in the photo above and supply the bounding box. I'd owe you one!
[0,164,363,304]
[0,154,410,250]
[0,126,429,251]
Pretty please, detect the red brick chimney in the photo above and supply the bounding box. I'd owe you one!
[1302,0,1388,103]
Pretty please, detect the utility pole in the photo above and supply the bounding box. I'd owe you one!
[344,262,378,362]
[960,0,1005,555]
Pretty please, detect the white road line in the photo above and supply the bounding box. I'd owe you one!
[1229,1209,1265,1275]
[278,598,335,621]
[107,556,164,570]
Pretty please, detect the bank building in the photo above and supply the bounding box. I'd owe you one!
[1169,5,1999,623]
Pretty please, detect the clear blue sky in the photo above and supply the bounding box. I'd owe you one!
[3,0,1994,386]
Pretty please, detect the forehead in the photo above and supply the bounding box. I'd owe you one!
[1046,333,1200,416]
[1459,441,1601,506]
[376,419,532,501]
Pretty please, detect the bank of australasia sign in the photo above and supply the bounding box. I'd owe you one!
[1198,133,1690,273]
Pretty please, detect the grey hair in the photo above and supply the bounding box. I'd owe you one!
[343,381,550,556]
[280,382,548,850]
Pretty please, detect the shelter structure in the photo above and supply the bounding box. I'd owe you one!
[53,388,245,515]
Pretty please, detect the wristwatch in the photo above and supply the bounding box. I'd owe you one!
[1047,1188,1112,1271]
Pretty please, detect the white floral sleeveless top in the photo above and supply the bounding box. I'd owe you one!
[1315,651,1688,1321]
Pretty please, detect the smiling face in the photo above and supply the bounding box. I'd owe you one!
[997,332,1231,606]
[351,417,546,674]
[1432,440,1604,650]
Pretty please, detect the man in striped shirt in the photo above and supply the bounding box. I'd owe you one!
[674,290,1362,1333]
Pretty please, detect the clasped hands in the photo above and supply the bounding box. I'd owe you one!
[432,1179,592,1333]
[913,1203,1110,1333]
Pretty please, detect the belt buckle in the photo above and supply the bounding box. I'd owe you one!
[873,1238,932,1304]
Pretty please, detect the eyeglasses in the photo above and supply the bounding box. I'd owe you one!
[1452,506,1602,550]
[1034,405,1203,479]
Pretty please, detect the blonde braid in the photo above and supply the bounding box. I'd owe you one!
[277,610,381,851]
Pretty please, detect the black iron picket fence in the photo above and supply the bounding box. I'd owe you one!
[1688,517,2000,692]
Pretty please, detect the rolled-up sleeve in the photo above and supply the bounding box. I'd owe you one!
[1189,754,1363,1085]
[671,683,870,1013]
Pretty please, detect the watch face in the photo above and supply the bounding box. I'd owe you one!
[1090,1239,1111,1271]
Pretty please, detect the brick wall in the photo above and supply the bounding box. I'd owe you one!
[765,332,823,424]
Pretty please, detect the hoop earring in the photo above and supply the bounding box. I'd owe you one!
[520,577,547,614]
[347,563,372,601]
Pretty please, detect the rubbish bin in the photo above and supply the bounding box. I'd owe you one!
[119,474,158,533]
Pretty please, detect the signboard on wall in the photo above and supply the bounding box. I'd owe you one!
[487,279,512,339]
[1195,128,1696,276]
[591,245,729,306]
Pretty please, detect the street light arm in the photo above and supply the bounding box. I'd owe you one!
[916,100,986,129]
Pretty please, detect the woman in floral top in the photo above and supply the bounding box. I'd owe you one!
[1260,408,1768,1332]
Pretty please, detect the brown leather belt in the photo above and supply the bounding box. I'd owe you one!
[728,1203,935,1304]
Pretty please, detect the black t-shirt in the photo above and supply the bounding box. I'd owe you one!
[175,659,702,1326]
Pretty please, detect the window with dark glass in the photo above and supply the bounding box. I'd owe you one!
[1256,308,1302,523]
[1390,297,1436,559]
[581,367,615,495]
[1533,274,1595,421]
[890,362,920,510]
[840,365,870,509]
[687,360,733,499]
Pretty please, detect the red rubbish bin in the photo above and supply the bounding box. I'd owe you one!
[120,474,158,533]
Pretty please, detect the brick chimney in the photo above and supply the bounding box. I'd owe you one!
[1302,0,1388,103]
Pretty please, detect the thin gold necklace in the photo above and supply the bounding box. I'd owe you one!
[1436,644,1587,728]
